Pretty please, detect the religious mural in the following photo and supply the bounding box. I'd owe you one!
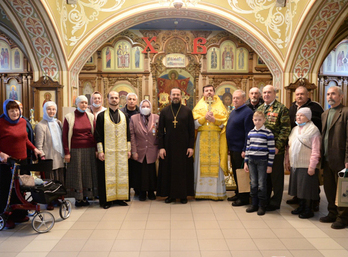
[215,84,238,111]
[82,81,94,104]
[157,70,194,110]
[207,41,248,72]
[322,41,348,75]
[0,42,24,71]
[40,90,56,119]
[101,41,144,71]
[6,79,21,102]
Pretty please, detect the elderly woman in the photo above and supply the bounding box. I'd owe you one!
[35,101,65,183]
[0,99,41,229]
[87,91,106,119]
[62,95,98,207]
[129,100,159,201]
[286,107,321,219]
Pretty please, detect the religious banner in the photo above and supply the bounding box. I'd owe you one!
[157,70,190,109]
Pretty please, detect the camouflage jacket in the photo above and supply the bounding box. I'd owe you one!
[257,100,291,154]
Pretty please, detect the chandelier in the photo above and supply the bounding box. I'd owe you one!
[159,0,201,9]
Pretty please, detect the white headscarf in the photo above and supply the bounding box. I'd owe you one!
[43,101,64,158]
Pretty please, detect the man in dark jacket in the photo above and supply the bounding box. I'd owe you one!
[246,87,264,112]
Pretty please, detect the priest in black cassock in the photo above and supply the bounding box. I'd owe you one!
[157,87,195,204]
[95,91,131,209]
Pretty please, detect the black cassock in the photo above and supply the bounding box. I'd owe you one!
[157,103,195,199]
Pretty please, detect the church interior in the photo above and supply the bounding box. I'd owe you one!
[1,0,348,256]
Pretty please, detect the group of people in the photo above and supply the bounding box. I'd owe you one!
[1,84,347,230]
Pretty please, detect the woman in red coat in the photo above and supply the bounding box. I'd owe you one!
[0,99,41,229]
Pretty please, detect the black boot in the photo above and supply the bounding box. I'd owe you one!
[291,198,305,215]
[299,199,314,219]
[258,200,267,216]
[139,191,146,201]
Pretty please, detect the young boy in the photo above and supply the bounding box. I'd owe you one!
[244,111,275,215]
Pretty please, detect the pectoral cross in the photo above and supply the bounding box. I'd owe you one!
[173,117,178,128]
[207,97,213,112]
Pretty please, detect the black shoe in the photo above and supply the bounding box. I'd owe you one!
[257,207,266,216]
[232,199,248,207]
[319,215,336,223]
[331,221,347,229]
[266,205,279,211]
[165,197,175,203]
[180,198,188,204]
[139,191,146,201]
[291,206,304,215]
[114,200,128,206]
[286,196,299,204]
[246,205,258,213]
[299,211,314,219]
[227,195,238,201]
[312,200,319,212]
[75,200,89,207]
[103,203,112,209]
[148,191,156,200]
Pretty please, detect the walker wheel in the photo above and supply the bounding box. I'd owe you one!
[31,211,55,233]
[59,200,72,220]
[0,214,7,231]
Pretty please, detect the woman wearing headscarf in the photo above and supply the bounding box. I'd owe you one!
[0,99,42,229]
[35,101,65,183]
[129,100,159,201]
[286,107,321,219]
[62,95,98,207]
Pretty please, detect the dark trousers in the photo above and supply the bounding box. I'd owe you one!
[267,153,284,208]
[248,158,268,206]
[323,161,348,224]
[230,151,249,202]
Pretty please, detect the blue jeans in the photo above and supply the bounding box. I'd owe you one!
[247,158,268,206]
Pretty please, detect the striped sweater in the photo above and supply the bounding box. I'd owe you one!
[244,125,275,167]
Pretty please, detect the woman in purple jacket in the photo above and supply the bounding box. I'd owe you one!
[129,100,159,201]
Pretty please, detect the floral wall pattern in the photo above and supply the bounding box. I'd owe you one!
[292,0,348,80]
[9,0,59,80]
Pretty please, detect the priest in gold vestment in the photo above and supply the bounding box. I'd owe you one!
[95,91,131,209]
[192,85,229,200]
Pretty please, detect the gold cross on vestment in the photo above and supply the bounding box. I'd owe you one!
[173,117,178,128]
[207,97,213,111]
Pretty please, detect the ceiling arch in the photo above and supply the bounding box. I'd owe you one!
[69,5,284,90]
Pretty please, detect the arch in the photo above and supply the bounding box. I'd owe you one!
[289,0,348,81]
[0,0,66,81]
[70,6,283,91]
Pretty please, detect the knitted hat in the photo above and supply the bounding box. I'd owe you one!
[76,95,88,106]
[297,107,312,121]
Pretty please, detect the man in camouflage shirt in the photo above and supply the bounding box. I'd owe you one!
[257,85,291,211]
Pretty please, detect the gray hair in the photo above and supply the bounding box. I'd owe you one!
[329,86,343,96]
[249,87,261,94]
[126,93,138,101]
[233,89,246,98]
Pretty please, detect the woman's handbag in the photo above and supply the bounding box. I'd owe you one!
[335,168,348,207]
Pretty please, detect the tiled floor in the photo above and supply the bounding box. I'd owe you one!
[1,175,348,257]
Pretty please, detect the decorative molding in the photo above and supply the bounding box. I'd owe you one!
[229,0,299,49]
[57,0,125,46]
